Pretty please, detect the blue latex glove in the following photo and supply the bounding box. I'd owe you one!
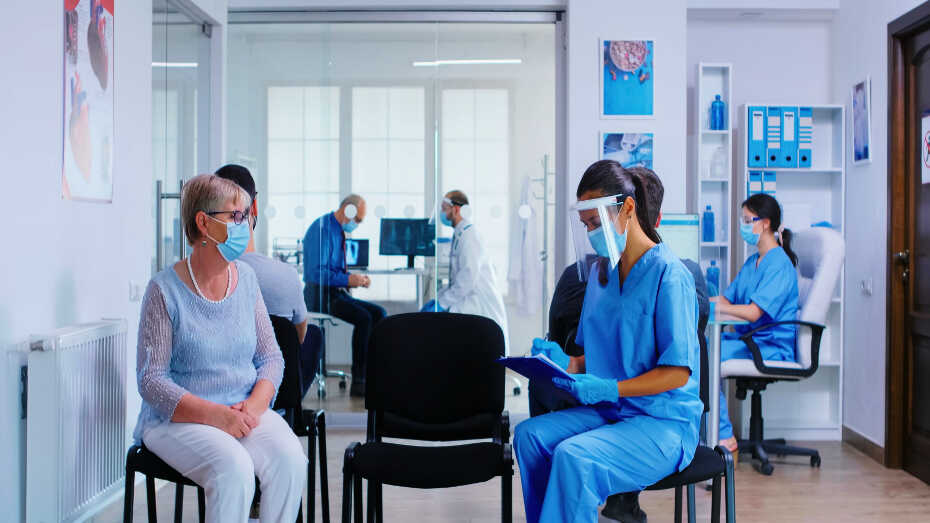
[552,374,619,405]
[420,299,447,313]
[530,337,570,370]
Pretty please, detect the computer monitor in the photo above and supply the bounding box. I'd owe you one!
[657,213,700,262]
[379,218,435,268]
[345,238,369,269]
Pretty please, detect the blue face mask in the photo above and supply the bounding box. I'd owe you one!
[342,220,359,233]
[440,211,453,227]
[740,223,760,246]
[207,216,250,262]
[587,222,627,260]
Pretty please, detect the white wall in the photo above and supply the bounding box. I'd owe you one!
[565,0,688,215]
[0,0,153,519]
[830,0,923,448]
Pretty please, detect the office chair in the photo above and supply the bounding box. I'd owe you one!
[721,227,844,475]
[307,311,350,398]
[341,312,513,523]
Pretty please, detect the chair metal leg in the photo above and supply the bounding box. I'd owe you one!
[711,476,722,523]
[353,476,363,523]
[146,476,157,523]
[318,412,331,523]
[174,483,184,523]
[341,469,352,523]
[197,487,205,523]
[366,482,376,523]
[725,453,736,522]
[122,469,135,523]
[687,484,697,523]
[297,503,304,523]
[674,486,683,523]
[308,415,317,523]
[502,472,512,523]
[374,482,383,523]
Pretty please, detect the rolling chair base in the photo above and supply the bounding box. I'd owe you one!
[738,439,821,475]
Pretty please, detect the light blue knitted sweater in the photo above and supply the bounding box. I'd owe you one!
[132,261,284,443]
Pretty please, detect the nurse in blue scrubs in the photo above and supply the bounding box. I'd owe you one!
[513,160,702,523]
[710,193,799,454]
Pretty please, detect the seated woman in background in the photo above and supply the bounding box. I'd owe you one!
[711,193,799,455]
[133,173,306,523]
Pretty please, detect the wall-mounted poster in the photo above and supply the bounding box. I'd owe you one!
[851,76,871,165]
[63,0,115,202]
[601,39,654,118]
[602,132,654,169]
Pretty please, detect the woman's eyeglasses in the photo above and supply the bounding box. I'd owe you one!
[206,209,250,225]
[740,216,762,225]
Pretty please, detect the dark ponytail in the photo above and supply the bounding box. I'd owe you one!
[576,160,663,285]
[741,193,798,266]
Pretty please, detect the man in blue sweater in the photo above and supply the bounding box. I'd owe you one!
[303,195,385,398]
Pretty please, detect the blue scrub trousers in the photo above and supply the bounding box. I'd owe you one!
[514,406,687,523]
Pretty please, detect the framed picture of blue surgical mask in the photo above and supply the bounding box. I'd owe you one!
[600,39,655,118]
[601,132,654,169]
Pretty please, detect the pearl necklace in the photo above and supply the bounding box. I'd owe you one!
[186,256,232,303]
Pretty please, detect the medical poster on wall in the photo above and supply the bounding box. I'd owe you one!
[602,132,654,169]
[63,0,114,202]
[851,77,871,165]
[601,40,654,118]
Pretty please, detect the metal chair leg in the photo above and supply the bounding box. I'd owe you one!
[353,476,363,523]
[711,476,722,523]
[307,414,317,523]
[367,482,376,523]
[725,455,736,522]
[674,486,683,523]
[122,469,135,523]
[197,487,205,523]
[146,476,157,523]
[341,469,352,523]
[502,472,512,523]
[318,412,331,523]
[174,483,184,523]
[687,484,697,523]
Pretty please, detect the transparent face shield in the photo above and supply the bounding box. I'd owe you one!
[569,193,630,281]
[428,197,471,227]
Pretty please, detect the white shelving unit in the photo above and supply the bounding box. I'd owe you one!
[737,103,846,441]
[695,63,733,289]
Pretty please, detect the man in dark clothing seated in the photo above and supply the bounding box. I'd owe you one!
[528,167,709,523]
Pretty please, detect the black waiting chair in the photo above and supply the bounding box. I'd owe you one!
[122,316,330,523]
[615,258,736,523]
[341,312,513,523]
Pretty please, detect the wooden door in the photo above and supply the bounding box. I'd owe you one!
[888,5,930,484]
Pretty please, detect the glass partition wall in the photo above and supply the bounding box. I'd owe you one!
[226,19,556,417]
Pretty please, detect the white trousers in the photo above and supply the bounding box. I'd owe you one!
[143,409,307,523]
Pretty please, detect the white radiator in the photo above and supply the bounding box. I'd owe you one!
[26,319,127,523]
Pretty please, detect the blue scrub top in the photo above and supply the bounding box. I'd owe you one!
[575,243,702,441]
[724,246,799,361]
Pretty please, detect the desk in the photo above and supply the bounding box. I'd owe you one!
[706,311,750,449]
[356,268,427,309]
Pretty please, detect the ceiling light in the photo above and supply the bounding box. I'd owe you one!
[152,62,198,68]
[412,58,522,67]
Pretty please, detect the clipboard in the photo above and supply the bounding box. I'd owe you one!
[497,354,576,383]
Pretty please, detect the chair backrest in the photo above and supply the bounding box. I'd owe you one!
[791,228,845,368]
[366,312,505,441]
[269,315,304,412]
[681,258,710,412]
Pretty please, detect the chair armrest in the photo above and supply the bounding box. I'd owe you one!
[738,320,824,378]
[714,445,734,471]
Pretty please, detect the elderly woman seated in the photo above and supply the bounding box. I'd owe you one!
[132,173,307,522]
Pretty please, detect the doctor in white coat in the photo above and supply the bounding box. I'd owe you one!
[425,190,510,354]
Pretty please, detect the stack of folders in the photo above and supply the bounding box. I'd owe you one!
[748,105,814,169]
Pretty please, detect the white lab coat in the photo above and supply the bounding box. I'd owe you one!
[437,219,510,355]
[508,176,541,315]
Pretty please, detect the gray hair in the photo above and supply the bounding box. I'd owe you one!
[181,173,251,245]
[340,194,364,209]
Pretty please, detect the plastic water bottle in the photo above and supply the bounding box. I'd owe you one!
[706,260,721,297]
[702,205,715,243]
[710,94,726,130]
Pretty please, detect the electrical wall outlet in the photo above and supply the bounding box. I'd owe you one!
[859,278,873,296]
[129,281,143,302]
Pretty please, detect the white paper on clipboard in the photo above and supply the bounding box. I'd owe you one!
[922,110,930,184]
